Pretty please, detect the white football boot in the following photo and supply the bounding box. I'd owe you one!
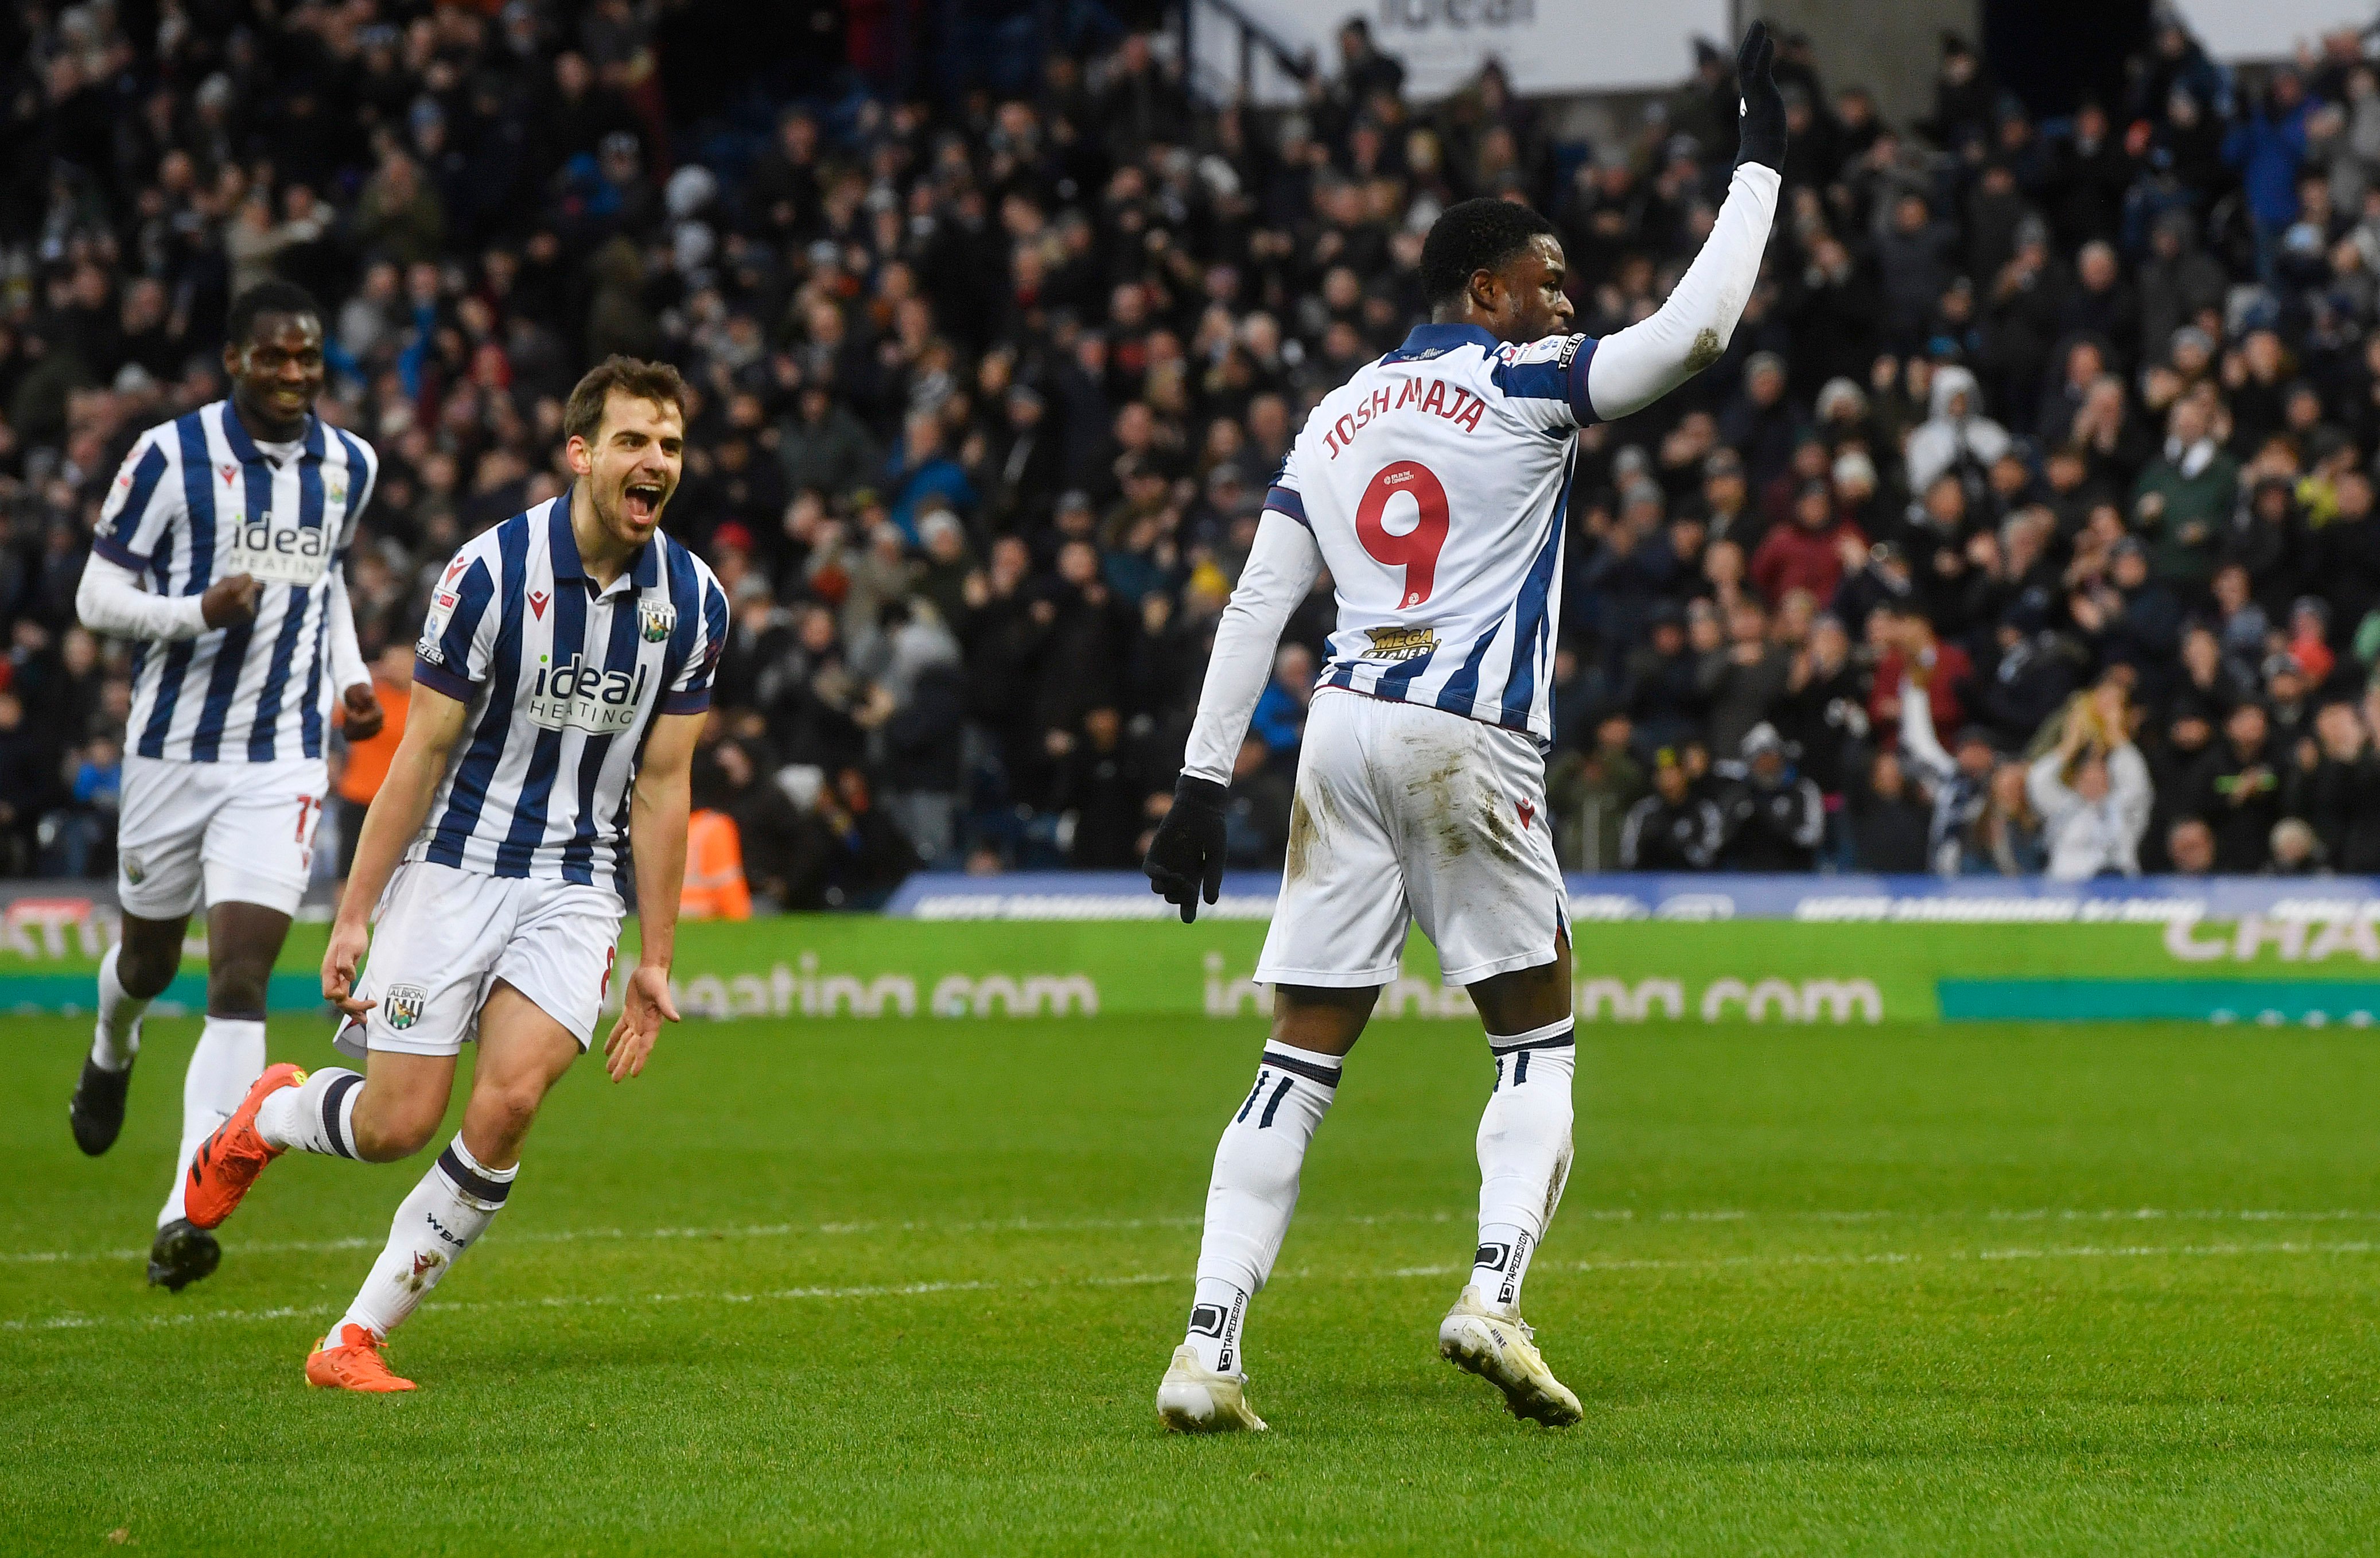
[1437,1286,1583,1426]
[1156,1345,1268,1433]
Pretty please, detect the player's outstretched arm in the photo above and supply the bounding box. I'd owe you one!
[1582,22,1785,422]
[322,681,469,1015]
[608,711,698,1079]
[1145,511,1323,922]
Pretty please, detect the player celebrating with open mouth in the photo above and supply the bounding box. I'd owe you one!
[1143,25,1786,1431]
[180,358,727,1391]
[70,281,382,1293]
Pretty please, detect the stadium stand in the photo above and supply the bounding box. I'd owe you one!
[7,4,2380,900]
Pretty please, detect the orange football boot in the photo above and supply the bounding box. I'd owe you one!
[305,1324,416,1392]
[181,1062,304,1229]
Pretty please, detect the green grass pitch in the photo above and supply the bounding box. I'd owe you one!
[7,1009,2380,1553]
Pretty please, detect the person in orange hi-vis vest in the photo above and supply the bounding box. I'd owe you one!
[680,807,752,920]
[334,644,414,888]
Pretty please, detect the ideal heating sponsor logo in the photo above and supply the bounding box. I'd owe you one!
[1201,954,1881,1023]
[527,655,647,735]
[224,512,332,586]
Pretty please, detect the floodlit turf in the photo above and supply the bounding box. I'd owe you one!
[7,1010,2380,1555]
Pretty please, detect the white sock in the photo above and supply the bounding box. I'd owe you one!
[1185,1041,1342,1371]
[1471,1223,1537,1311]
[1472,1017,1576,1314]
[1183,1276,1251,1376]
[337,1136,516,1341]
[158,1017,267,1228]
[91,943,150,1071]
[257,1067,365,1157]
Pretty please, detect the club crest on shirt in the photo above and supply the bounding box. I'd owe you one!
[384,982,428,1031]
[1364,624,1437,662]
[637,599,676,643]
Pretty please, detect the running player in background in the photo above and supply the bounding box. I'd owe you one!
[1142,24,1786,1433]
[69,281,382,1293]
[180,357,725,1392]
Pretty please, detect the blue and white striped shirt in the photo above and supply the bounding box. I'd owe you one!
[1277,323,1593,746]
[409,495,728,891]
[93,401,377,763]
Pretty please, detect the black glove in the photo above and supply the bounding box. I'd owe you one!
[1144,774,1228,923]
[1733,20,1785,173]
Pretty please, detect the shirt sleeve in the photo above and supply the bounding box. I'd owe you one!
[76,550,209,640]
[1896,674,1955,783]
[1487,332,1598,433]
[2026,751,2080,827]
[413,547,499,700]
[1583,162,1781,422]
[91,430,181,570]
[1262,448,1312,531]
[326,560,369,691]
[1181,511,1325,784]
[664,572,730,715]
[333,433,379,560]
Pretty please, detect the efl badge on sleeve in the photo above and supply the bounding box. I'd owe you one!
[637,600,676,643]
[122,853,145,885]
[383,982,428,1031]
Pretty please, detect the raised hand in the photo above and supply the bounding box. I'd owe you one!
[1735,21,1786,173]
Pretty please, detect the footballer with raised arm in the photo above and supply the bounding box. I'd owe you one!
[1141,25,1786,1432]
[69,281,383,1293]
[179,357,727,1391]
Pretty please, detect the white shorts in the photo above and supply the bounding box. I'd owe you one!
[1257,690,1568,989]
[334,860,623,1060]
[116,755,328,919]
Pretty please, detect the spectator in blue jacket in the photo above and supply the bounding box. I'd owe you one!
[2225,69,2317,276]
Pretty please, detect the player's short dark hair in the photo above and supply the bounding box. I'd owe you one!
[1420,198,1560,309]
[225,280,323,346]
[564,355,689,445]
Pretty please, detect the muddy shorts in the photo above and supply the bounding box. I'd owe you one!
[1255,688,1568,989]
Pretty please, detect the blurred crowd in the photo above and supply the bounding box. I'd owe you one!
[10,3,2380,899]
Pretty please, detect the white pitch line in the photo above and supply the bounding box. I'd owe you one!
[15,1206,2380,1269]
[0,1271,1184,1334]
[0,1208,1475,1267]
[7,1241,2380,1338]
